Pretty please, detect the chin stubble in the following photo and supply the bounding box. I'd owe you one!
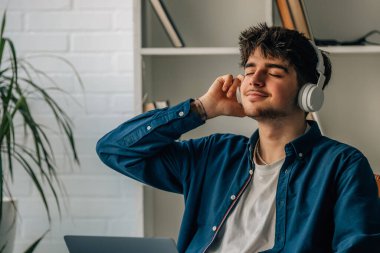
[247,97,299,120]
[252,108,288,120]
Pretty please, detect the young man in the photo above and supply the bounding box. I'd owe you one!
[96,24,380,252]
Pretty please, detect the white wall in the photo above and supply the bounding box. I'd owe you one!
[1,0,142,253]
[319,54,380,173]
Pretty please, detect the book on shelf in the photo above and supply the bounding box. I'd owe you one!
[276,0,295,30]
[149,0,185,48]
[276,0,314,40]
[276,0,326,133]
[143,100,170,112]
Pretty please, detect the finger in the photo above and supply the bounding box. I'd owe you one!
[227,78,241,98]
[237,74,245,82]
[210,76,225,93]
[221,74,234,92]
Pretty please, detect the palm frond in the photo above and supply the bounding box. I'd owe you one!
[23,230,50,253]
[0,10,81,253]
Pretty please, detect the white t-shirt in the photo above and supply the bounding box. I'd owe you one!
[206,158,284,253]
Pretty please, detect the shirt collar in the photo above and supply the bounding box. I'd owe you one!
[249,120,323,157]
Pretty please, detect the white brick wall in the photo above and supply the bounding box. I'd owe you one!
[26,12,113,31]
[1,0,141,253]
[2,0,71,10]
[9,33,69,51]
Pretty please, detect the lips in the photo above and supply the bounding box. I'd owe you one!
[245,90,269,101]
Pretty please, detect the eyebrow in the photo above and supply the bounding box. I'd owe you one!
[244,62,289,73]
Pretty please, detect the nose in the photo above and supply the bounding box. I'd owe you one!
[245,70,265,87]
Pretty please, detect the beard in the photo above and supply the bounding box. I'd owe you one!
[251,107,288,119]
[244,96,299,120]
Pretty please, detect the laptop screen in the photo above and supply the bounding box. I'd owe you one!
[64,235,178,253]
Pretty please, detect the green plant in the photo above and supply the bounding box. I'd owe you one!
[0,12,80,252]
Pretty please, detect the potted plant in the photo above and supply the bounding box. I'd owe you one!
[0,12,80,253]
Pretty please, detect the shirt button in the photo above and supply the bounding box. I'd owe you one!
[212,226,217,232]
[178,111,184,117]
[284,169,288,174]
[230,195,236,200]
[298,153,303,158]
[249,169,253,175]
[146,125,152,131]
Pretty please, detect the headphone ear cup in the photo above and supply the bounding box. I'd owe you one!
[308,85,324,112]
[298,83,312,112]
[236,86,242,104]
[298,83,324,112]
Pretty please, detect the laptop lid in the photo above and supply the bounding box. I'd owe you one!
[64,235,178,253]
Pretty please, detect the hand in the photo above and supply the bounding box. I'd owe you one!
[198,74,246,119]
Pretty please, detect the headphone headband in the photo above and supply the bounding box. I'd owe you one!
[309,41,326,88]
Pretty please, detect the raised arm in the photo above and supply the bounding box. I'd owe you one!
[96,74,246,193]
[96,100,205,193]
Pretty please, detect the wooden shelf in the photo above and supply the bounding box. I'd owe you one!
[320,45,380,54]
[141,46,380,56]
[141,47,239,55]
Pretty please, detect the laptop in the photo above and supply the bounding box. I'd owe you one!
[64,235,179,253]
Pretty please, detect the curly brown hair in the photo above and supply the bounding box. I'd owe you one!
[239,23,332,89]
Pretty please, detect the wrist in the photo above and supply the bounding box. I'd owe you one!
[198,96,219,119]
[191,99,208,121]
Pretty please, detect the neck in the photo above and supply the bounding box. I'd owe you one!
[256,115,307,165]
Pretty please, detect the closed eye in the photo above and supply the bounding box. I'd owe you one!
[269,73,283,78]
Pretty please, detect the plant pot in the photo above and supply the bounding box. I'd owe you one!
[0,198,17,253]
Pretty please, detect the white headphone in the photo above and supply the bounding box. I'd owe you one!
[297,41,326,112]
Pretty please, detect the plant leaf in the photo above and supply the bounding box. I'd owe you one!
[0,11,6,38]
[0,10,82,253]
[23,230,50,253]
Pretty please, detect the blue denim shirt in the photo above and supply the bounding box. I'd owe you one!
[96,99,380,253]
